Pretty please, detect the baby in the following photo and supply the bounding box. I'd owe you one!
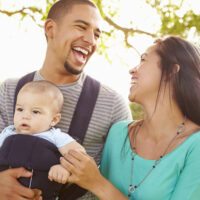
[0,80,85,199]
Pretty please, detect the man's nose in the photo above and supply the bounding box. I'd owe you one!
[83,29,97,46]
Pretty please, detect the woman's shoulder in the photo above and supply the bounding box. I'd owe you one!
[111,120,133,130]
[186,130,200,150]
[107,120,133,142]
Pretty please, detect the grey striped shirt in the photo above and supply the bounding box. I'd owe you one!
[0,71,132,199]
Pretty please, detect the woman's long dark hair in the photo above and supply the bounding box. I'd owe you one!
[122,36,200,155]
[155,36,200,126]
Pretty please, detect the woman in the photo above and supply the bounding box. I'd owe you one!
[61,36,200,200]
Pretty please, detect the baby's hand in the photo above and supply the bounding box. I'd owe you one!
[48,164,70,184]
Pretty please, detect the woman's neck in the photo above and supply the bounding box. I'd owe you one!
[141,98,186,142]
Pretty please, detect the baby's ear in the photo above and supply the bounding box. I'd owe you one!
[51,113,61,127]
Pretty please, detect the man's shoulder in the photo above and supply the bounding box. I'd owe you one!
[99,82,123,99]
[0,78,19,94]
[85,74,125,100]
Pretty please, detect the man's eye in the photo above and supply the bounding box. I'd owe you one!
[77,25,86,30]
[33,110,40,114]
[16,108,23,112]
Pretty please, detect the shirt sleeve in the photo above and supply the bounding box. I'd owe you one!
[52,128,75,148]
[170,138,200,200]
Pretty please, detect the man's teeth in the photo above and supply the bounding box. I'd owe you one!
[73,47,89,55]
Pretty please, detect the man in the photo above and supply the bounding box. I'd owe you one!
[0,0,132,199]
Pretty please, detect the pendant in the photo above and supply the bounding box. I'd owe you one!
[128,185,136,194]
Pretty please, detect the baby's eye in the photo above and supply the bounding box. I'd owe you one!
[33,110,40,114]
[16,108,23,112]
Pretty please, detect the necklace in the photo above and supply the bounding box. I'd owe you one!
[128,117,186,199]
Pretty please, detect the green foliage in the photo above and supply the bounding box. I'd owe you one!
[1,0,200,60]
[158,6,200,38]
[42,0,56,21]
[129,102,145,120]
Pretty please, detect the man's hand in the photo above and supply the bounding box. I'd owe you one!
[0,167,42,200]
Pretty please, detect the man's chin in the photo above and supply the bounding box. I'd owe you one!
[64,62,84,75]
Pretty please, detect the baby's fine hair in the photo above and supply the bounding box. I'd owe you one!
[19,80,64,113]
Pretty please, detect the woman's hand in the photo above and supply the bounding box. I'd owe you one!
[60,150,129,200]
[60,150,102,191]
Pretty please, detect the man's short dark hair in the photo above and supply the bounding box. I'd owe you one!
[47,0,97,22]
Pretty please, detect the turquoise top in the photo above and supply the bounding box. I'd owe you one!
[100,121,200,200]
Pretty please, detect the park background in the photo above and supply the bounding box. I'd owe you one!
[0,0,200,119]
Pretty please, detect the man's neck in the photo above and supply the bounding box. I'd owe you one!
[39,67,81,85]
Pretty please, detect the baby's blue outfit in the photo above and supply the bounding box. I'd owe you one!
[0,125,74,148]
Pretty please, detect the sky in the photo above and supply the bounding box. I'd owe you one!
[0,0,198,100]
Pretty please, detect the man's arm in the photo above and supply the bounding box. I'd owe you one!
[0,81,10,132]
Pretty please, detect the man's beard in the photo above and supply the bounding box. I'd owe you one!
[64,61,83,75]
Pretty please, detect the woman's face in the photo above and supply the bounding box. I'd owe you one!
[129,44,163,104]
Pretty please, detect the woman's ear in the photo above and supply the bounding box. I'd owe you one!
[51,113,61,127]
[173,64,180,73]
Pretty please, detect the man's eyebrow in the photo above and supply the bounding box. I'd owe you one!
[74,20,101,33]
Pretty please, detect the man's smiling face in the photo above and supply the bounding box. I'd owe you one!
[51,4,101,75]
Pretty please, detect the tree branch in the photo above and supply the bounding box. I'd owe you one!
[0,7,44,28]
[105,16,156,38]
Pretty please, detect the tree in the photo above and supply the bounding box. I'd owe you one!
[0,0,199,55]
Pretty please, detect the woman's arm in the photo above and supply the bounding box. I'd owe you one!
[170,140,200,200]
[60,150,128,200]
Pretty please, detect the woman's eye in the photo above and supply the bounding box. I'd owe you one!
[94,33,100,39]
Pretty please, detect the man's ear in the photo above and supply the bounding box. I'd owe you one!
[44,19,56,40]
[51,113,61,127]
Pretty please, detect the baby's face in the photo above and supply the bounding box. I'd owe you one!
[14,91,56,134]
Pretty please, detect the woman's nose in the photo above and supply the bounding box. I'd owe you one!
[129,66,138,74]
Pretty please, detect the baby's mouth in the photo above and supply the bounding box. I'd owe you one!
[21,124,30,129]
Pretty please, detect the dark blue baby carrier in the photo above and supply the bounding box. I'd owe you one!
[0,72,100,200]
[0,134,62,199]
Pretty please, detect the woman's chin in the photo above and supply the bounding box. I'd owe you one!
[128,93,135,102]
